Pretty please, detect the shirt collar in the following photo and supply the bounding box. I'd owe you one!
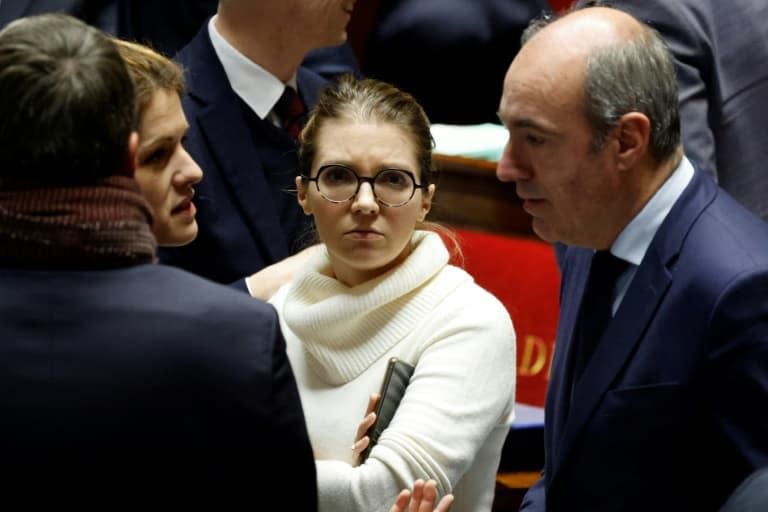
[611,156,694,265]
[208,15,297,119]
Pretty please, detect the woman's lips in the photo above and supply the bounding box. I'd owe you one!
[345,229,382,240]
[171,199,196,217]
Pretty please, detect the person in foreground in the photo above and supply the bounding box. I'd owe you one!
[0,13,316,508]
[495,6,768,512]
[269,74,516,512]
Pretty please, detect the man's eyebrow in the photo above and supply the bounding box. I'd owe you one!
[497,112,553,133]
[511,118,557,136]
[513,119,542,129]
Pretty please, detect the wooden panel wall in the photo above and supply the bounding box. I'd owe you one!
[430,155,535,238]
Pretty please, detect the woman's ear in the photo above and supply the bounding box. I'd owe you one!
[418,184,436,222]
[125,131,139,177]
[296,176,312,215]
[615,112,651,171]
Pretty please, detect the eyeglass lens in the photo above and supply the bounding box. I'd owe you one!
[316,165,416,206]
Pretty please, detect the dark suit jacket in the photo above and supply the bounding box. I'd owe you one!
[159,23,326,284]
[719,466,768,512]
[0,263,317,509]
[363,0,549,124]
[0,0,113,29]
[605,0,768,222]
[522,169,768,511]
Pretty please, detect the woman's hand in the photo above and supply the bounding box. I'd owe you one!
[390,479,454,512]
[352,393,379,465]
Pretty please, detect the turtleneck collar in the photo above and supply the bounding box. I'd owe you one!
[282,230,471,384]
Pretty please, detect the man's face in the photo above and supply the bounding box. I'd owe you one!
[496,34,620,248]
[296,0,357,48]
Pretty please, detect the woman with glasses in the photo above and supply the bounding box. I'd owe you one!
[269,74,516,512]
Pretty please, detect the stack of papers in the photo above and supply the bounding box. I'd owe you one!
[431,123,508,162]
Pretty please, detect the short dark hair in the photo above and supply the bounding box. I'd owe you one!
[0,14,135,185]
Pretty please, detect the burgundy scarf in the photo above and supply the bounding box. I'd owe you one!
[0,176,156,269]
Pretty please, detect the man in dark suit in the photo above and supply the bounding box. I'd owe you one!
[496,6,768,511]
[578,0,768,224]
[159,0,357,285]
[0,13,316,508]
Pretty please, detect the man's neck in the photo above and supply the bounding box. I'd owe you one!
[214,13,306,83]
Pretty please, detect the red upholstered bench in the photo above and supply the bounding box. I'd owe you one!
[446,228,561,507]
[449,228,560,407]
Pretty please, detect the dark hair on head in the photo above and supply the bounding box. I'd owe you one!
[298,74,435,186]
[112,38,185,126]
[0,13,135,185]
[521,1,681,163]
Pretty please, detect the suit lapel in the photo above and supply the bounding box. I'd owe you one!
[180,27,290,263]
[546,248,590,468]
[198,103,291,260]
[549,168,717,485]
[553,246,671,479]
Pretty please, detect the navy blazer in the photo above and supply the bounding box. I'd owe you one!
[719,467,768,512]
[159,23,326,284]
[522,169,768,511]
[605,0,768,222]
[0,263,317,508]
[0,0,112,29]
[363,0,549,124]
[1,0,76,26]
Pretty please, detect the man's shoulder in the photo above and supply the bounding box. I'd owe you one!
[174,23,228,106]
[148,263,273,307]
[296,65,330,108]
[174,19,213,66]
[695,189,768,259]
[114,265,282,358]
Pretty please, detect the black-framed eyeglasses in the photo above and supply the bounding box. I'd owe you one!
[302,164,427,207]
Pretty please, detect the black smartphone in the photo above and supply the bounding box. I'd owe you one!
[360,357,415,461]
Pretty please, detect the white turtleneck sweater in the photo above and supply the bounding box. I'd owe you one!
[270,230,516,512]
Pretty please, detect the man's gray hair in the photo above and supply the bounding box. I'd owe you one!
[521,5,681,162]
